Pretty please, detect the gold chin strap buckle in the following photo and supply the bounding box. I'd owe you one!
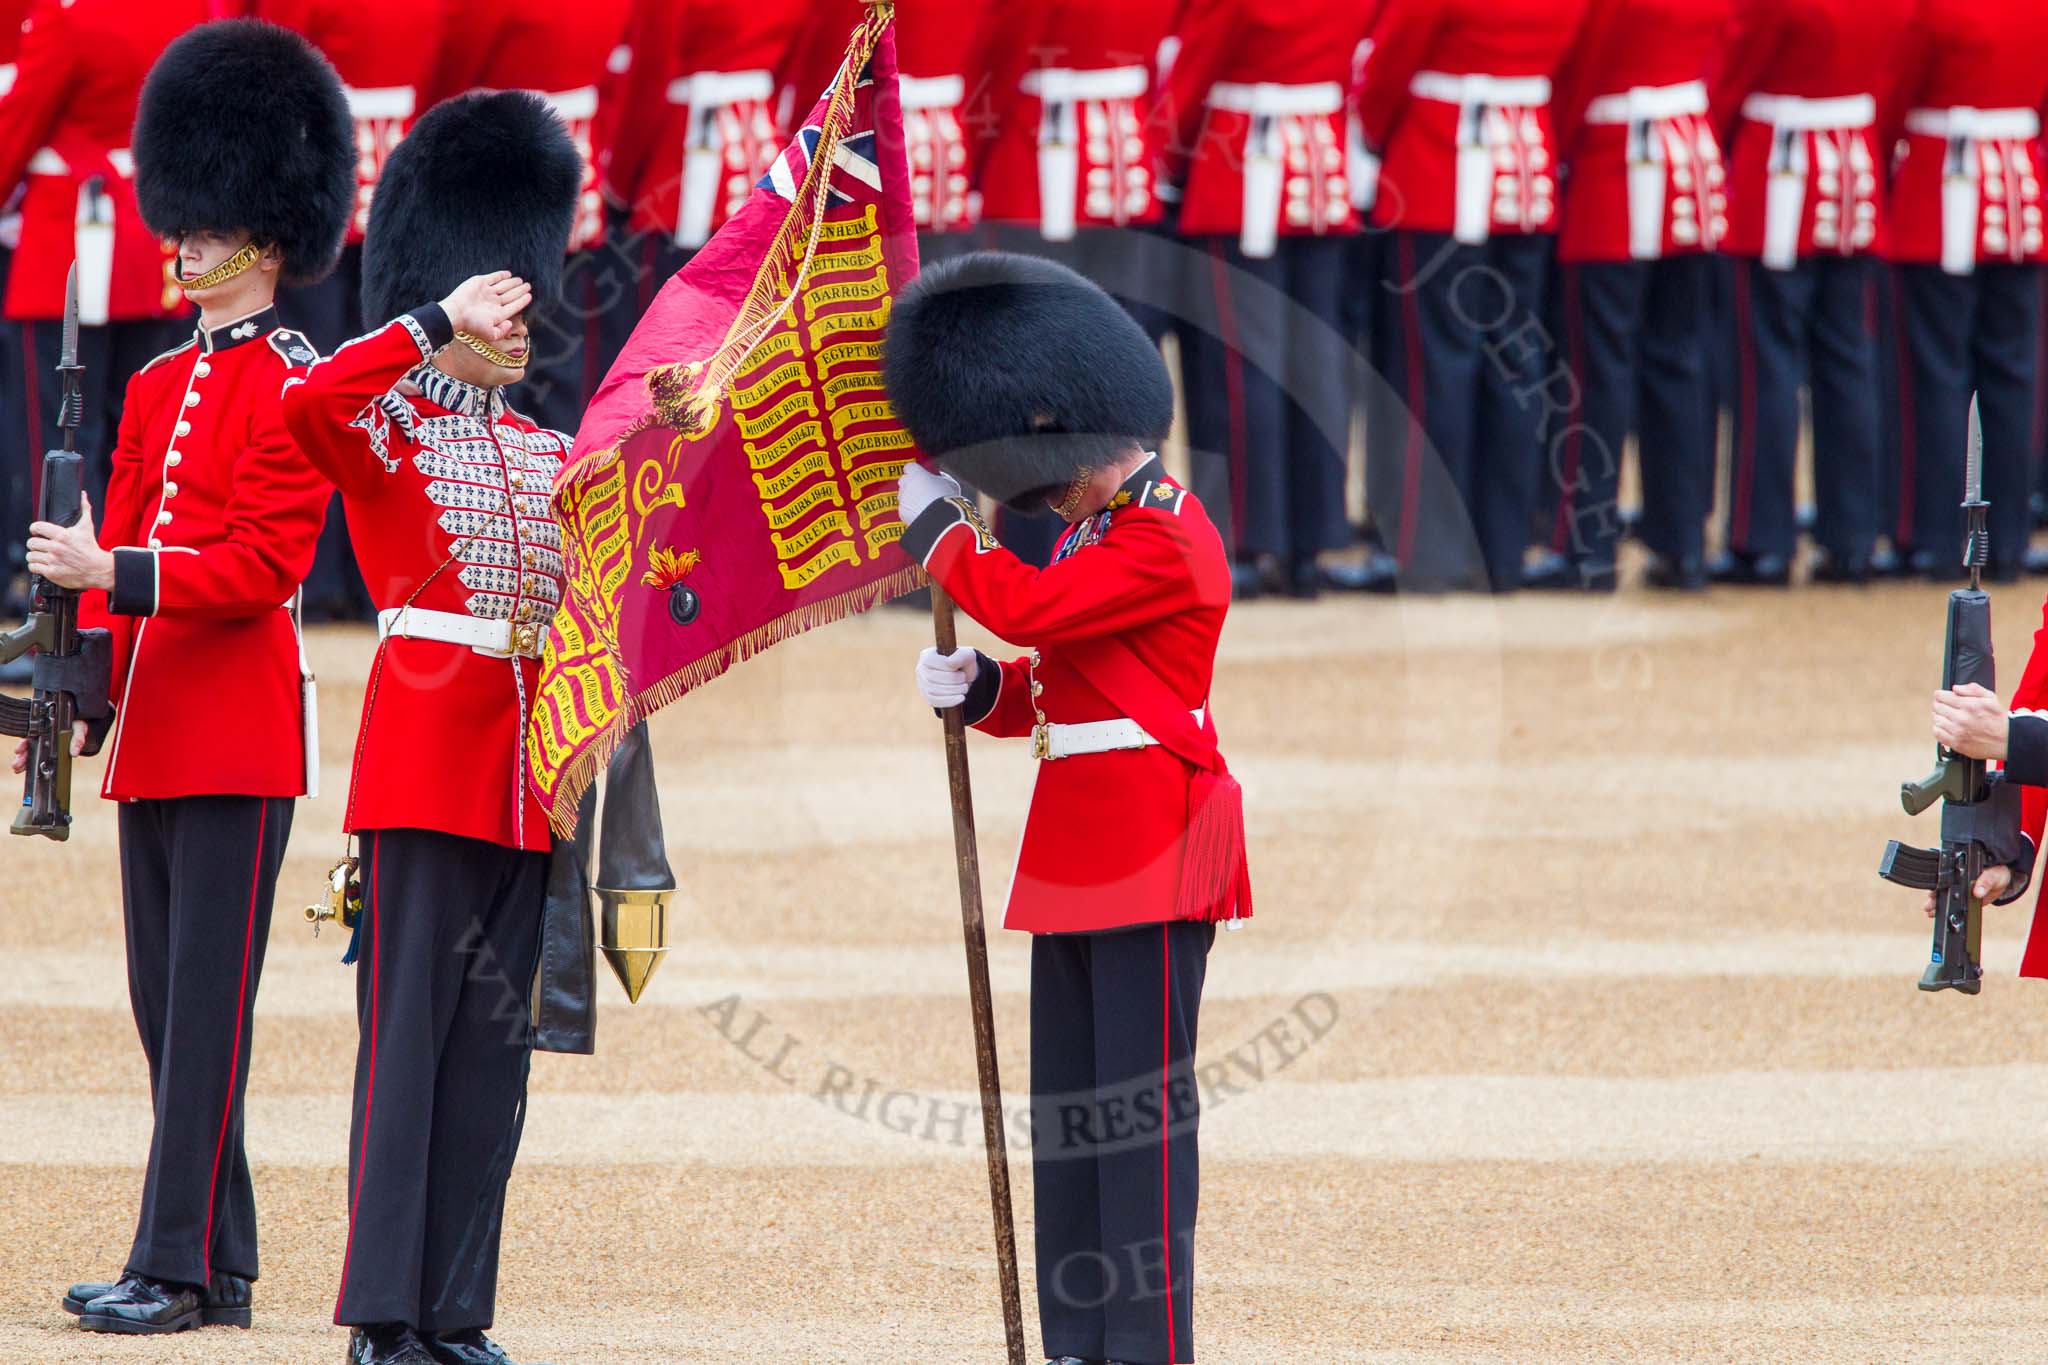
[178,241,261,294]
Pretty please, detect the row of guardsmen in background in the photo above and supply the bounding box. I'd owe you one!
[2,0,2048,607]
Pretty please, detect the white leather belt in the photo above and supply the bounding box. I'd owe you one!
[1207,80,1343,117]
[28,148,67,176]
[378,606,545,660]
[1906,106,2041,141]
[0,64,16,99]
[345,85,416,120]
[1023,65,1149,103]
[897,74,965,110]
[1035,708,1205,761]
[1742,92,1875,132]
[1585,79,1707,126]
[1411,71,1552,107]
[667,68,774,108]
[545,85,598,122]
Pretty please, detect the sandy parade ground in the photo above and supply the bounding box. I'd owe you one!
[7,566,2048,1362]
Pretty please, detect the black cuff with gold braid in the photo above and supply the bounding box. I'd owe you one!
[108,548,156,618]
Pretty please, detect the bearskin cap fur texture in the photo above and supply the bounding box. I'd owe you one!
[883,252,1174,508]
[133,20,354,284]
[360,90,581,326]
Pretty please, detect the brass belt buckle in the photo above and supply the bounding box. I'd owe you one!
[511,622,541,659]
[1031,723,1051,760]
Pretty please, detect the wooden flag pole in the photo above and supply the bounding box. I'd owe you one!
[929,585,1029,1365]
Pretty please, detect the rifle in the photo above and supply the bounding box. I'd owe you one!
[0,265,113,839]
[1879,406,2020,992]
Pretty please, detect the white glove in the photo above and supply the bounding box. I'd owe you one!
[916,646,980,709]
[897,463,963,526]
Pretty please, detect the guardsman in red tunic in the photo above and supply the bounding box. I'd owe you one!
[1160,0,1369,600]
[1708,0,1912,584]
[0,0,197,501]
[1883,0,2048,582]
[1356,0,1590,594]
[20,20,349,1336]
[793,0,991,258]
[279,91,580,1365]
[1533,0,1731,592]
[887,253,1251,1365]
[605,0,803,283]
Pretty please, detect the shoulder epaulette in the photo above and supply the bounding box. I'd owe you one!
[139,339,197,375]
[267,328,320,368]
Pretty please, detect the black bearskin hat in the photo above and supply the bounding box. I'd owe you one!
[883,252,1174,508]
[133,20,353,284]
[360,90,581,327]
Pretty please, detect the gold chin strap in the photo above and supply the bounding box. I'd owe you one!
[1051,469,1094,522]
[177,242,261,293]
[456,331,528,370]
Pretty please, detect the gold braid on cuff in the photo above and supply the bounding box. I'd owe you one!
[176,242,261,293]
[456,331,527,369]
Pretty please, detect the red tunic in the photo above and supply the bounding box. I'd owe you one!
[975,0,1178,237]
[784,0,991,234]
[901,459,1239,936]
[425,0,632,252]
[0,0,198,322]
[1552,0,1732,263]
[253,0,440,246]
[1159,0,1367,252]
[1358,0,1591,241]
[605,0,805,247]
[1882,0,2048,270]
[1710,0,1913,264]
[80,308,331,800]
[280,310,569,851]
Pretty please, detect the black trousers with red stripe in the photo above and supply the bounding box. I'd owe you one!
[1372,231,1554,591]
[1891,263,2042,571]
[1180,234,1352,569]
[1544,255,1717,570]
[116,794,293,1288]
[1723,255,1881,563]
[1031,921,1214,1365]
[335,828,548,1333]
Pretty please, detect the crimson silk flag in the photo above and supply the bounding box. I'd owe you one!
[527,9,923,830]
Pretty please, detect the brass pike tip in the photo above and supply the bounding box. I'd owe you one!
[598,886,674,1004]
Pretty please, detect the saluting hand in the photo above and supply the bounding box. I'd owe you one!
[26,492,113,592]
[439,271,533,342]
[1933,682,2010,761]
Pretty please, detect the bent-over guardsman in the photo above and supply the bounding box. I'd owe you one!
[886,252,1253,1365]
[279,90,583,1365]
[22,19,350,1336]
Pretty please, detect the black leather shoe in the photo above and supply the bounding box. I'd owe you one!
[66,1271,250,1326]
[1868,544,1908,579]
[1520,549,1572,590]
[349,1324,440,1364]
[423,1329,539,1365]
[1046,1358,1100,1365]
[1644,555,1707,591]
[1324,548,1399,592]
[1707,551,1791,586]
[1228,561,1264,601]
[1809,550,1871,585]
[1285,559,1322,600]
[1909,548,1971,582]
[76,1275,203,1334]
